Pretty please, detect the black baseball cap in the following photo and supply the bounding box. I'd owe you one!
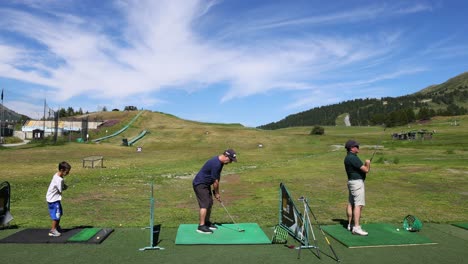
[345,140,359,150]
[224,149,237,162]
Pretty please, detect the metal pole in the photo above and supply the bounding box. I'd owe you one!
[139,182,164,251]
[1,91,3,143]
[43,99,46,138]
[304,198,340,262]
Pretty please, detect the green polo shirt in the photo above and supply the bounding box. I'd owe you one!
[344,152,366,181]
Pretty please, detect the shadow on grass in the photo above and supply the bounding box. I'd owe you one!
[0,224,19,230]
[332,218,349,229]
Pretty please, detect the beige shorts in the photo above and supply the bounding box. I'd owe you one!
[348,179,365,206]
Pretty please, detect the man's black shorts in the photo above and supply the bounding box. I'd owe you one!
[193,184,213,209]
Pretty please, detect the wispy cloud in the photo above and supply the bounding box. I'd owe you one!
[420,36,468,59]
[0,1,406,101]
[286,68,427,110]
[243,6,386,31]
[395,3,433,14]
[228,2,433,33]
[0,0,464,126]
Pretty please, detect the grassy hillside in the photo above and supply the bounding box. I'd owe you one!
[1,111,467,229]
[0,104,27,123]
[416,71,468,110]
[417,71,468,96]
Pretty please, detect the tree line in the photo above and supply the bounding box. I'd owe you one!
[55,105,139,118]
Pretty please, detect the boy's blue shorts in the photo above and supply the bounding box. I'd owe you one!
[48,201,63,221]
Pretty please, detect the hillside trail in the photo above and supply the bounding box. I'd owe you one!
[344,114,351,126]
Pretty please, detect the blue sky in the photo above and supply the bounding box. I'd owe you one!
[0,0,467,127]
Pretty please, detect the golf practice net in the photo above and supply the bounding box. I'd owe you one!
[274,183,341,261]
[276,183,306,244]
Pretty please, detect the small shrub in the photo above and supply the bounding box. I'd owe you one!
[3,136,23,144]
[310,126,325,135]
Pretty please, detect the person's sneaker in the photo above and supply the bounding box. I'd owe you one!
[206,221,218,230]
[196,225,213,234]
[352,226,368,236]
[347,224,352,231]
[48,229,61,237]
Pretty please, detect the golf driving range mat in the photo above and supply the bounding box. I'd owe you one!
[0,227,113,244]
[321,223,436,248]
[175,223,271,245]
[451,222,468,230]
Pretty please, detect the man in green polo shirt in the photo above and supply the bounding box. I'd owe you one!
[344,140,371,236]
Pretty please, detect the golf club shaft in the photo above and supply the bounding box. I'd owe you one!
[220,202,244,231]
[370,150,377,162]
[370,126,387,162]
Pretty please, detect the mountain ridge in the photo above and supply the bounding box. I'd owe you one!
[258,71,468,129]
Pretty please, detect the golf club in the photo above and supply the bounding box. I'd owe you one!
[219,201,245,232]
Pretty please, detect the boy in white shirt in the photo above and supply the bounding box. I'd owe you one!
[46,161,71,237]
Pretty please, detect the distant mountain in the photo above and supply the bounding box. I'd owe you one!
[0,104,29,123]
[258,72,468,129]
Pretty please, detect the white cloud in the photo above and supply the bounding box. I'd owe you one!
[1,0,464,126]
[0,1,419,102]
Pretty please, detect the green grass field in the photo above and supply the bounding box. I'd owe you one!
[1,111,467,263]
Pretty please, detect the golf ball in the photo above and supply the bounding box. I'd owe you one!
[97,236,100,239]
[396,228,400,231]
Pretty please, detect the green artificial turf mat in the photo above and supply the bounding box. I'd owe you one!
[0,227,113,244]
[452,223,468,230]
[68,228,101,242]
[175,223,271,245]
[321,223,436,248]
